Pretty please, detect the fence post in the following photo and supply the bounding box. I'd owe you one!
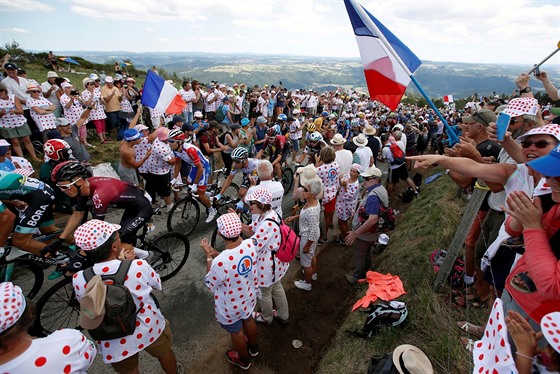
[432,187,488,292]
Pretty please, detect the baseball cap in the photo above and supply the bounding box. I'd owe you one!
[245,186,272,205]
[516,124,560,143]
[74,219,121,251]
[171,115,184,124]
[124,128,142,141]
[0,282,26,333]
[181,123,194,132]
[56,118,71,127]
[461,109,497,126]
[503,97,539,117]
[3,62,17,70]
[134,124,149,132]
[361,166,382,178]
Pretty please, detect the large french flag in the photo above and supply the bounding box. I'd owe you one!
[141,70,186,114]
[344,0,422,111]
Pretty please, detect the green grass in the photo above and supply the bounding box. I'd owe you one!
[317,172,488,374]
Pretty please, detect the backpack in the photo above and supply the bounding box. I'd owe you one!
[347,301,408,339]
[81,260,139,341]
[358,189,397,233]
[388,143,405,165]
[367,352,399,374]
[430,249,465,290]
[265,218,300,263]
[215,104,226,122]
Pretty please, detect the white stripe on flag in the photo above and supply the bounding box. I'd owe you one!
[154,82,179,113]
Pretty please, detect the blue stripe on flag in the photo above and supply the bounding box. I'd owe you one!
[344,0,374,37]
[140,70,165,108]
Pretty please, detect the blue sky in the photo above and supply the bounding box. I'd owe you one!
[1,0,559,68]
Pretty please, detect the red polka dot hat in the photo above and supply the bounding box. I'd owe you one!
[75,219,121,251]
[216,213,242,239]
[0,282,26,333]
[503,97,539,117]
[541,311,560,354]
[245,186,272,205]
[517,123,560,143]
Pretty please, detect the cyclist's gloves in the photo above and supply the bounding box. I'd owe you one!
[235,200,245,211]
[189,184,198,193]
[40,238,64,257]
[215,193,223,200]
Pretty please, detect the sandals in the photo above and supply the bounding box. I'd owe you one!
[453,286,488,308]
[251,311,272,325]
[456,321,483,338]
[460,337,476,353]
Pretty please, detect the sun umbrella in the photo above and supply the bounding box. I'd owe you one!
[59,57,80,71]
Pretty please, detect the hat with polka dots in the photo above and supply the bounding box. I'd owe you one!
[0,282,26,333]
[516,123,560,143]
[541,312,560,354]
[350,163,363,172]
[75,219,121,251]
[155,127,169,141]
[245,186,272,205]
[503,97,539,117]
[216,213,242,239]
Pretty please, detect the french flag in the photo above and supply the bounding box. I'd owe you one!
[141,70,186,115]
[444,95,454,103]
[344,0,422,111]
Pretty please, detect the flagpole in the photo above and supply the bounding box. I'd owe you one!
[348,0,459,145]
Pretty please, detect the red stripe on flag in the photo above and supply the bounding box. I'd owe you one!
[166,94,187,115]
[364,69,406,111]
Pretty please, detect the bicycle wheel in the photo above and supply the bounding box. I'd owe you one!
[147,232,190,282]
[216,182,240,215]
[282,167,294,195]
[33,277,80,337]
[166,197,200,235]
[2,259,44,300]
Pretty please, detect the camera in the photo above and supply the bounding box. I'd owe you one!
[70,90,79,96]
[124,84,128,88]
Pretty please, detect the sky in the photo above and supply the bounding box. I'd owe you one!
[0,0,559,68]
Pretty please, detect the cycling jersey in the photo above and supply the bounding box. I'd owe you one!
[262,135,291,163]
[75,177,153,243]
[303,140,327,155]
[175,143,211,188]
[230,158,259,177]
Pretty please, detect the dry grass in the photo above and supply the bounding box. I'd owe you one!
[317,172,488,374]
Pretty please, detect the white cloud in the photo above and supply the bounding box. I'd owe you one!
[145,27,155,32]
[0,0,54,12]
[2,27,29,34]
[314,4,332,13]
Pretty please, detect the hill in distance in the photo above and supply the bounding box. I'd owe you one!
[58,50,559,99]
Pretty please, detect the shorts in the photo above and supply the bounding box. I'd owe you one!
[14,189,56,234]
[118,163,139,185]
[299,236,318,267]
[290,138,300,152]
[389,164,409,184]
[0,123,32,139]
[91,119,106,134]
[187,162,210,190]
[111,319,173,373]
[464,210,487,248]
[119,201,153,244]
[241,175,252,190]
[220,318,245,333]
[323,197,336,213]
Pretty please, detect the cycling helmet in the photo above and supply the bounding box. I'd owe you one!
[277,114,287,121]
[321,111,329,117]
[0,170,25,191]
[168,128,186,141]
[231,147,249,162]
[307,123,316,132]
[43,139,72,162]
[308,131,323,142]
[267,126,280,137]
[51,161,89,182]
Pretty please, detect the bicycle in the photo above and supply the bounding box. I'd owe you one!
[32,222,190,337]
[167,167,240,235]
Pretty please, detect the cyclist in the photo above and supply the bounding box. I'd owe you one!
[43,161,154,255]
[39,139,75,213]
[0,202,16,258]
[274,113,289,136]
[0,170,58,256]
[256,127,291,181]
[297,131,327,166]
[168,129,217,223]
[216,147,258,205]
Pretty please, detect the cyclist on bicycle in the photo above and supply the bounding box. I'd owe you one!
[216,147,258,206]
[43,161,154,255]
[0,170,58,256]
[256,127,291,181]
[39,139,75,214]
[168,129,217,223]
[297,131,326,166]
[274,113,289,136]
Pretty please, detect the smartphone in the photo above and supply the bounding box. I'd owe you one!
[495,112,511,142]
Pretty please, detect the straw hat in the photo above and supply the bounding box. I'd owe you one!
[392,344,433,374]
[330,133,346,146]
[363,125,377,136]
[353,133,368,147]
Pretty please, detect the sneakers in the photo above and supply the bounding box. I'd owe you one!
[332,238,345,246]
[317,238,328,246]
[300,269,318,281]
[247,344,259,357]
[206,207,217,223]
[294,279,312,291]
[226,350,251,370]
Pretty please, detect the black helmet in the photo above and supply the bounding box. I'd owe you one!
[51,161,89,182]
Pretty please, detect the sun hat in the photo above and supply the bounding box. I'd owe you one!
[350,163,363,173]
[245,186,273,205]
[82,77,95,88]
[296,164,319,186]
[541,311,560,353]
[61,82,72,89]
[124,128,142,142]
[256,116,267,124]
[56,118,71,127]
[104,76,114,83]
[0,282,26,333]
[216,213,242,239]
[25,83,41,93]
[155,127,169,141]
[194,111,203,118]
[503,97,539,117]
[516,123,560,143]
[461,109,497,126]
[47,71,58,78]
[241,118,250,127]
[353,133,368,147]
[292,109,300,115]
[134,124,149,132]
[74,219,121,251]
[363,125,377,135]
[330,133,346,146]
[360,166,382,178]
[392,344,433,374]
[527,143,560,177]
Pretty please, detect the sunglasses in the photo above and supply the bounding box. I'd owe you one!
[56,178,81,190]
[87,82,95,86]
[520,140,555,149]
[510,118,522,124]
[234,160,244,164]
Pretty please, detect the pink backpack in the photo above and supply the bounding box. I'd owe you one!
[265,218,300,263]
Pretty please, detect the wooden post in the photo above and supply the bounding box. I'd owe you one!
[432,187,488,292]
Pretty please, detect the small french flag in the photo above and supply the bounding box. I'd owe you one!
[141,70,186,115]
[443,95,454,103]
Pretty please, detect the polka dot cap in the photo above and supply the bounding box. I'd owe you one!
[245,186,273,205]
[516,124,560,143]
[503,97,539,117]
[541,312,560,354]
[75,219,121,251]
[0,282,26,333]
[216,213,242,239]
[350,163,363,172]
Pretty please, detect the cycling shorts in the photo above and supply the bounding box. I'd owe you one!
[187,162,211,190]
[118,192,154,244]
